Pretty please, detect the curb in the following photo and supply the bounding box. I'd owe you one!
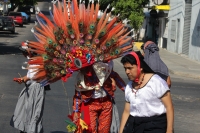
[169,69,200,79]
[161,48,200,65]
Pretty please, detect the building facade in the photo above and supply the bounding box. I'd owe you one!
[0,0,10,15]
[167,0,200,62]
[142,0,170,47]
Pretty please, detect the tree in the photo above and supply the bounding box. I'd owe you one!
[79,0,113,12]
[98,0,114,11]
[112,0,149,39]
[10,0,38,11]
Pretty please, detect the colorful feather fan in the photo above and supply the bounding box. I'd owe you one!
[25,0,133,86]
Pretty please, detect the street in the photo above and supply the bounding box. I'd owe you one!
[0,1,200,133]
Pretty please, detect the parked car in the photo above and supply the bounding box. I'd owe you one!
[8,12,23,27]
[21,12,29,24]
[0,16,15,34]
[18,5,34,22]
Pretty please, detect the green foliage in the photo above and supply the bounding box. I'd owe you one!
[99,0,114,11]
[112,0,149,31]
[80,0,113,11]
[10,0,37,7]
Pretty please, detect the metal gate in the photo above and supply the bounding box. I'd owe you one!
[182,1,192,55]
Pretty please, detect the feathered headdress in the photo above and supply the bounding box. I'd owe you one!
[23,0,133,86]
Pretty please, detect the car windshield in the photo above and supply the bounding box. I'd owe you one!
[9,12,21,16]
[0,17,13,23]
[3,17,13,22]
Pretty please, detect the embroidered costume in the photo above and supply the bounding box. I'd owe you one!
[73,61,125,133]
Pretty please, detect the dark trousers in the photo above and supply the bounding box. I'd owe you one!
[123,113,167,133]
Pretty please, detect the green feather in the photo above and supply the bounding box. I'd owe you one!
[47,38,53,45]
[42,54,50,61]
[89,23,95,30]
[114,48,121,55]
[106,41,112,47]
[53,43,58,48]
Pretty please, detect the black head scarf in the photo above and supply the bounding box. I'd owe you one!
[143,42,169,81]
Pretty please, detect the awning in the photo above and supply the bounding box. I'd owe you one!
[152,5,170,10]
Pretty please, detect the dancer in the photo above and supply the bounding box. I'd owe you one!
[10,43,49,133]
[72,61,125,133]
[119,52,174,133]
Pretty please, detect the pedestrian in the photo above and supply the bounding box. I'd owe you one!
[119,51,174,133]
[10,42,50,133]
[71,61,126,133]
[141,40,172,88]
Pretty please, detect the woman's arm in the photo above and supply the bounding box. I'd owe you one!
[119,102,130,133]
[111,71,126,91]
[13,75,30,84]
[72,90,82,122]
[161,91,174,133]
[167,76,171,88]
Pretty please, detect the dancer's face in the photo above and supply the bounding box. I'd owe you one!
[123,62,138,81]
[80,66,94,77]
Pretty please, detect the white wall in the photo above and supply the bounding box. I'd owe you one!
[189,0,200,62]
[167,0,185,53]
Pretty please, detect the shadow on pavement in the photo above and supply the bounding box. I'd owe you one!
[0,32,19,38]
[51,131,67,133]
[0,42,22,55]
[15,25,27,28]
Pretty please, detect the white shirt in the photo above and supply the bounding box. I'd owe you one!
[27,64,38,79]
[92,88,107,99]
[75,72,107,98]
[125,74,169,117]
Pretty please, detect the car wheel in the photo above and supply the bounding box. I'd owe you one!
[11,29,15,34]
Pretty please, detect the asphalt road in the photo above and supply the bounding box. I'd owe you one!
[0,1,200,133]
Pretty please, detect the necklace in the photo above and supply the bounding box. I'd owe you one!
[132,73,145,98]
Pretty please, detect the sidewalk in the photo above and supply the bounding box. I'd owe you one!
[133,42,200,79]
[159,48,200,79]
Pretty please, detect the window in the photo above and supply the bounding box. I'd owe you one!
[171,20,176,41]
[9,12,21,16]
[185,0,192,4]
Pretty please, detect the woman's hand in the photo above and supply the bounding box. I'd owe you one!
[13,76,29,84]
[13,77,24,84]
